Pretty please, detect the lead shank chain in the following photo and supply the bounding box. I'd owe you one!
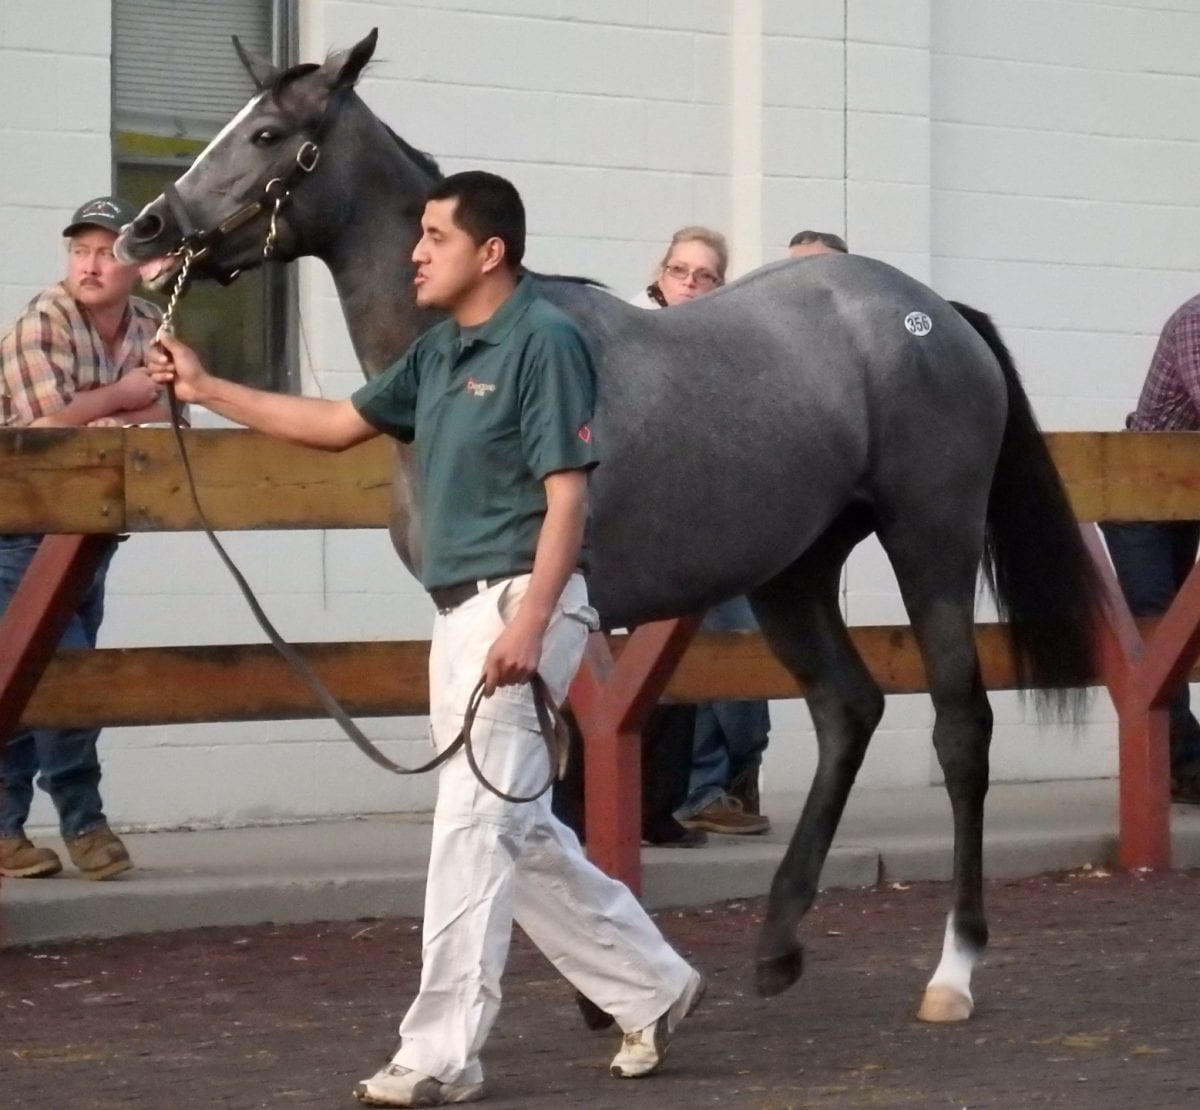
[156,247,196,343]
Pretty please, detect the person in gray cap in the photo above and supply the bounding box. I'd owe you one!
[0,195,168,881]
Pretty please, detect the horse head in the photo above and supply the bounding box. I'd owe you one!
[116,29,380,287]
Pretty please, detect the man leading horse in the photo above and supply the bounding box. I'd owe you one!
[150,170,703,1109]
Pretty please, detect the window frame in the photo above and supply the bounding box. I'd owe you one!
[110,0,299,394]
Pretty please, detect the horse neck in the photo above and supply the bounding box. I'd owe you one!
[318,112,441,377]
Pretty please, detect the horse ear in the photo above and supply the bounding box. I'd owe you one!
[322,27,378,90]
[233,35,281,91]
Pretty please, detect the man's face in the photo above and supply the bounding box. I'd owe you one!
[411,198,495,310]
[65,228,140,311]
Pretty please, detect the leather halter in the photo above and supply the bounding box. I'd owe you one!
[162,92,341,274]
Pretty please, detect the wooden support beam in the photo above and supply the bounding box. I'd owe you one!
[1080,524,1172,871]
[22,621,1200,730]
[0,535,111,740]
[569,618,701,895]
[21,640,431,728]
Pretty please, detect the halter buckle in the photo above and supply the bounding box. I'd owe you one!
[296,141,320,173]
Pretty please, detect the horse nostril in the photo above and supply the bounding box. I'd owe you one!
[131,213,165,242]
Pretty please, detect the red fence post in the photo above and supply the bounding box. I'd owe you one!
[1080,523,1200,871]
[568,616,700,895]
[0,533,109,934]
[0,534,109,741]
[1115,706,1172,870]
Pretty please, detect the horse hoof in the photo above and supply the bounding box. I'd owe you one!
[916,985,973,1023]
[755,947,803,997]
[575,990,616,1031]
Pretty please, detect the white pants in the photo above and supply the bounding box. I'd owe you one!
[393,573,694,1085]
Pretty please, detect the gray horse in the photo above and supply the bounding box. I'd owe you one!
[117,30,1102,1025]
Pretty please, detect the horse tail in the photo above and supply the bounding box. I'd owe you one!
[951,301,1103,711]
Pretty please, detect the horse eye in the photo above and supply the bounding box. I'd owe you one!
[251,128,281,146]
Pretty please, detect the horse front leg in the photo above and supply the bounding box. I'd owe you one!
[749,553,884,997]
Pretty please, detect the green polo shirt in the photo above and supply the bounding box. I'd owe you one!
[351,275,597,591]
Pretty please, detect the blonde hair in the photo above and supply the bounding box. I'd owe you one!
[657,225,729,283]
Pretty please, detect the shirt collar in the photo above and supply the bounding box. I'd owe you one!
[442,273,536,355]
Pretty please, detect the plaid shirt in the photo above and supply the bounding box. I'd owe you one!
[0,283,162,427]
[1128,293,1200,431]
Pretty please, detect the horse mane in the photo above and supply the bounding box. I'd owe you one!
[263,60,442,183]
[379,122,442,182]
[529,270,608,290]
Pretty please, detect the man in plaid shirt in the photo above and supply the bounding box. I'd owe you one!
[1102,293,1200,805]
[0,195,168,881]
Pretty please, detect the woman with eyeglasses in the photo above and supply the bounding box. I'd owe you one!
[631,225,727,308]
[632,226,773,843]
[632,226,770,846]
[552,227,759,848]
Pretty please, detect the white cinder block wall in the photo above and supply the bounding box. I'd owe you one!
[5,0,1197,830]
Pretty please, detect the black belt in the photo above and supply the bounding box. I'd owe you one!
[430,575,514,613]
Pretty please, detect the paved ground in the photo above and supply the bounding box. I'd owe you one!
[11,780,1200,947]
[3,866,1198,1109]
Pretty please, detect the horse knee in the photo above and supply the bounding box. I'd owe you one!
[857,684,886,735]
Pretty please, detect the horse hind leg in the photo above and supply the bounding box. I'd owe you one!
[878,517,993,1024]
[749,516,884,997]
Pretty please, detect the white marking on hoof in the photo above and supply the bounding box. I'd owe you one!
[917,983,973,1023]
[919,912,978,1022]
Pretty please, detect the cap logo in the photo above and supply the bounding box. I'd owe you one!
[80,200,121,219]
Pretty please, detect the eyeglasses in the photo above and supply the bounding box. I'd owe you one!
[661,262,722,289]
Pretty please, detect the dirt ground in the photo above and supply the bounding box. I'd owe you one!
[2,868,1198,1109]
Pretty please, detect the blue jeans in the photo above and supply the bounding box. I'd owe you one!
[0,534,116,839]
[1100,520,1200,777]
[675,596,771,818]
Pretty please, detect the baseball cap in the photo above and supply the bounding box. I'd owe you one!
[62,196,139,238]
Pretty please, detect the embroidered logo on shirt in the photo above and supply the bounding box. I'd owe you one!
[465,377,496,397]
[577,424,592,443]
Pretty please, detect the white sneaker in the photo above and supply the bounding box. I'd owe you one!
[610,969,706,1078]
[354,1063,485,1106]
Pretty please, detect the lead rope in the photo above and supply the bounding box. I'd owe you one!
[152,253,566,801]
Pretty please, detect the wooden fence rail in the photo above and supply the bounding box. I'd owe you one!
[5,427,1200,534]
[5,428,1200,893]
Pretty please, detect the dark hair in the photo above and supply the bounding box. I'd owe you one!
[788,229,848,253]
[426,171,525,270]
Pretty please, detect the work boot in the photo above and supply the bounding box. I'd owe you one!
[66,826,132,881]
[610,969,706,1078]
[354,1063,485,1106]
[728,766,762,816]
[0,836,63,878]
[679,794,770,835]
